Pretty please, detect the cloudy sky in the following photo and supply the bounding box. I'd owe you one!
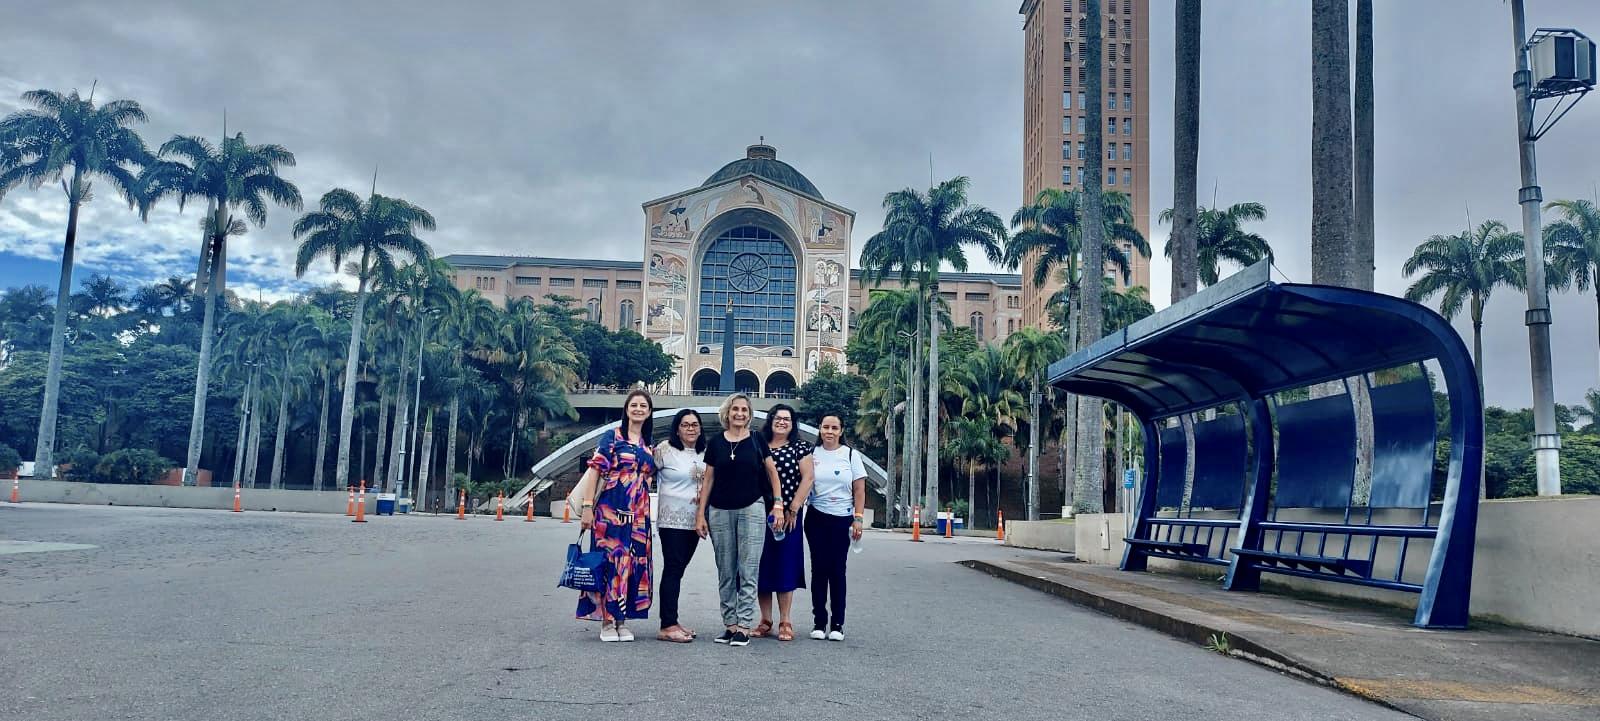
[3,0,1600,409]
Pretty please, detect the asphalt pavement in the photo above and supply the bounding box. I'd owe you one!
[0,503,1412,721]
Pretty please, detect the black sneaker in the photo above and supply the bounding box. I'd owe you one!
[713,629,735,644]
[728,631,751,647]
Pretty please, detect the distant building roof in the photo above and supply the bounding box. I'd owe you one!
[849,269,1023,287]
[442,254,643,271]
[702,143,823,199]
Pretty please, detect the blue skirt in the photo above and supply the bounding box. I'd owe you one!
[758,507,807,593]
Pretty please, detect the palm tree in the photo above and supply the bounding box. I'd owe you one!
[141,131,301,485]
[1353,0,1375,290]
[75,274,129,317]
[381,258,455,496]
[948,345,1024,527]
[1158,202,1273,287]
[304,309,349,491]
[853,288,928,521]
[0,87,151,479]
[439,287,496,501]
[860,176,1007,523]
[1172,0,1202,303]
[1078,0,1111,514]
[1571,388,1600,434]
[1402,220,1527,390]
[1311,0,1356,288]
[1003,327,1068,520]
[854,354,901,524]
[1008,188,1148,293]
[1544,198,1600,382]
[294,188,436,495]
[263,303,319,490]
[476,297,580,481]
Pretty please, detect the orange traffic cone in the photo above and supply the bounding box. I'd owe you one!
[353,482,367,523]
[525,495,535,522]
[495,491,504,521]
[944,505,954,538]
[910,505,923,542]
[456,489,465,520]
[996,509,1005,541]
[10,476,18,504]
[232,482,242,513]
[346,486,355,516]
[562,501,571,523]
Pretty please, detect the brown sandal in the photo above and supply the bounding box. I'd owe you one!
[777,622,795,641]
[752,619,773,638]
[655,626,694,643]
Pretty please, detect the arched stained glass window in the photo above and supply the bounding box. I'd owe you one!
[697,226,796,348]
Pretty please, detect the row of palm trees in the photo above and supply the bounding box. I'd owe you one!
[0,86,584,496]
[1403,200,1600,392]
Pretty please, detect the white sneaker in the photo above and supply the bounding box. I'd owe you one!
[827,629,845,642]
[617,625,635,642]
[809,628,826,640]
[600,624,620,642]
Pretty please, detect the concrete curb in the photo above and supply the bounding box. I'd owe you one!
[957,558,1417,715]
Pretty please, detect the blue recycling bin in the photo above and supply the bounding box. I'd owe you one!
[375,492,397,516]
[935,516,965,534]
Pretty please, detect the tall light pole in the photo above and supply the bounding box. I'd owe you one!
[1509,2,1593,496]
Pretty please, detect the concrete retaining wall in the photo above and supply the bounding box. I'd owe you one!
[1074,495,1600,638]
[14,480,350,514]
[1003,520,1075,552]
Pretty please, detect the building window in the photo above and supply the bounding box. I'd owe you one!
[1008,318,1016,334]
[1108,19,1118,39]
[585,297,601,322]
[697,225,797,348]
[618,299,635,330]
[1124,1,1131,13]
[1077,167,1085,185]
[1078,42,1087,61]
[969,311,985,339]
[1063,116,1071,134]
[1107,117,1117,135]
[1077,116,1086,134]
[1063,42,1071,62]
[1107,92,1116,110]
[582,278,608,288]
[1077,91,1085,109]
[1062,91,1071,109]
[1123,169,1132,186]
[1123,118,1133,135]
[1063,141,1071,160]
[514,276,540,286]
[1062,166,1072,185]
[1108,168,1117,185]
[1108,0,1117,14]
[1123,242,1133,257]
[1064,19,1072,36]
[1123,44,1133,65]
[1107,142,1116,160]
[1077,66,1086,85]
[549,277,575,288]
[965,292,990,301]
[1122,143,1133,160]
[1076,141,1085,159]
[1008,295,1021,309]
[474,276,497,291]
[616,280,640,289]
[1123,68,1133,89]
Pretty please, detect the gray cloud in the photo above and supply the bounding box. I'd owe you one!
[3,0,1600,409]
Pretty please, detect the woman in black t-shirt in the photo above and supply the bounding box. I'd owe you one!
[695,393,783,647]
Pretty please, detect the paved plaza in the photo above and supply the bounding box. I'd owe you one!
[0,503,1412,721]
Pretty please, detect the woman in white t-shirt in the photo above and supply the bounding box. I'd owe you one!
[652,409,707,643]
[803,414,866,641]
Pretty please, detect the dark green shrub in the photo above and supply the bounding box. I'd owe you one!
[92,448,174,485]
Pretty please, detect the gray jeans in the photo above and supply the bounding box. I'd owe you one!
[707,501,766,628]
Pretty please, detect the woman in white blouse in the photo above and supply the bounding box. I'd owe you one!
[804,414,866,641]
[652,409,707,643]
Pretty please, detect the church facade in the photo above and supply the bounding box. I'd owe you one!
[443,144,1024,397]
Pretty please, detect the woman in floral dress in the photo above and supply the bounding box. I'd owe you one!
[577,390,657,642]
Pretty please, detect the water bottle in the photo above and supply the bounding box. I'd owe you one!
[850,528,863,554]
[769,514,786,541]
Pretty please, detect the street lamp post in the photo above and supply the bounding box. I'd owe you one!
[897,328,920,516]
[1508,2,1593,496]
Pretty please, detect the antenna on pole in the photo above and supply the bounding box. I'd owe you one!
[371,164,379,197]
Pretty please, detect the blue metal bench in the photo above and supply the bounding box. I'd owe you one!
[1048,262,1483,629]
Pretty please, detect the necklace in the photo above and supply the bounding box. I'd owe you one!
[728,434,744,460]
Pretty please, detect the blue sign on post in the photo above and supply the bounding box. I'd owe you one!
[1123,469,1136,489]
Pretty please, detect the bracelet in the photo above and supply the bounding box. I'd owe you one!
[852,515,864,522]
[581,501,594,508]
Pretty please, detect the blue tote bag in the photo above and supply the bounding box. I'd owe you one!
[559,530,609,592]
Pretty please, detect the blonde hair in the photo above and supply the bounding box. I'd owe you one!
[718,392,754,428]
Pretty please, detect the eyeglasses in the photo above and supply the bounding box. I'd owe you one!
[772,418,791,424]
[679,422,701,428]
